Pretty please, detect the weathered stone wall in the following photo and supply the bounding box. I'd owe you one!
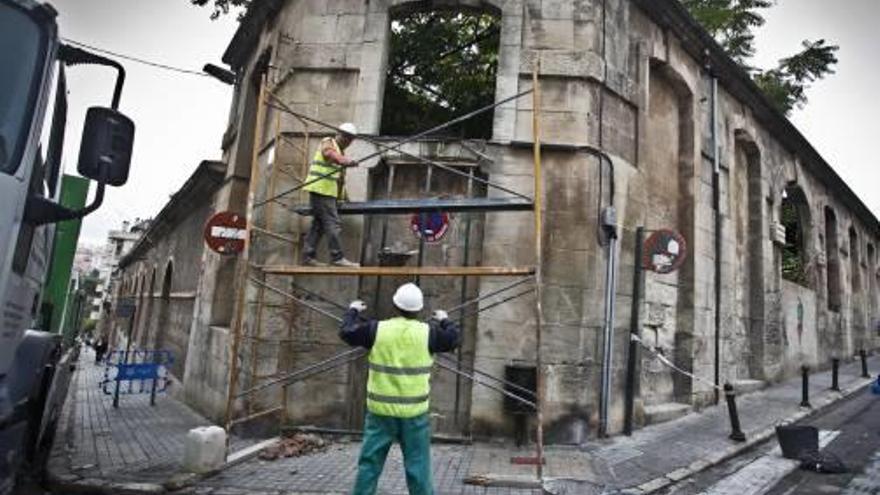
[113,163,225,419]
[176,0,880,439]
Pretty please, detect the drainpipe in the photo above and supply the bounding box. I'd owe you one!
[711,74,722,405]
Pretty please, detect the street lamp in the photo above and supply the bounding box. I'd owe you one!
[203,63,235,85]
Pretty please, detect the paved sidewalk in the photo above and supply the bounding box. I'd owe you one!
[47,346,255,491]
[194,356,878,495]
[48,345,878,495]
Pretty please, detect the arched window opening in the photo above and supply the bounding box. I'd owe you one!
[380,7,501,139]
[825,207,841,311]
[869,243,876,281]
[849,227,861,291]
[780,185,810,286]
[162,262,173,300]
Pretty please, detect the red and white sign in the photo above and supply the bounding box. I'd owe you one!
[410,212,450,243]
[642,229,687,274]
[204,211,247,255]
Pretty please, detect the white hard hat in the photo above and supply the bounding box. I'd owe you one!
[392,283,424,312]
[339,122,358,136]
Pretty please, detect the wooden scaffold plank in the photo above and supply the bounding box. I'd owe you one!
[259,265,536,277]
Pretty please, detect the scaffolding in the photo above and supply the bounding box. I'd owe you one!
[223,63,548,479]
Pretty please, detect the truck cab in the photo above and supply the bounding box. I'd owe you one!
[0,1,134,491]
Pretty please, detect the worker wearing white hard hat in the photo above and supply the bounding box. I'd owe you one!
[341,283,460,494]
[302,122,360,267]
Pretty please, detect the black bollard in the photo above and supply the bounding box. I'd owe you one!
[800,366,812,408]
[860,349,870,378]
[831,358,840,391]
[724,383,746,442]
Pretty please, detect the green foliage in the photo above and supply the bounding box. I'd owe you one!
[682,0,771,63]
[683,0,839,115]
[189,0,250,20]
[781,195,808,285]
[381,11,500,138]
[754,40,838,113]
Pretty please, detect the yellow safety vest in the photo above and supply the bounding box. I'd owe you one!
[303,138,345,198]
[366,317,433,418]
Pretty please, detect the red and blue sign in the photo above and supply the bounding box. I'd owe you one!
[410,212,450,243]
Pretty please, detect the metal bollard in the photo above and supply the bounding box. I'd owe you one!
[724,383,746,442]
[800,366,812,408]
[860,349,870,378]
[831,358,840,391]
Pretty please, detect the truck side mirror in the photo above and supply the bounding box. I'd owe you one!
[77,107,134,186]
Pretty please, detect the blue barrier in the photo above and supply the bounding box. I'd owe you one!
[101,350,174,407]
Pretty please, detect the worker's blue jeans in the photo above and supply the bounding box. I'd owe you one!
[352,411,433,495]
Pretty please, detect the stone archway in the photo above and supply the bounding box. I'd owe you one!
[733,132,765,379]
[642,59,697,407]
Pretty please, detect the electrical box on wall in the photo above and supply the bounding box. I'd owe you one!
[771,222,787,245]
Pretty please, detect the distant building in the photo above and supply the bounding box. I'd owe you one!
[90,219,149,337]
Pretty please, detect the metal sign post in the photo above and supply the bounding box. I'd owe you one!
[622,227,688,434]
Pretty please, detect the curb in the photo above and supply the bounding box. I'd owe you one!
[47,436,278,494]
[632,377,874,494]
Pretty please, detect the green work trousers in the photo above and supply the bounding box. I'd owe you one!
[352,411,433,495]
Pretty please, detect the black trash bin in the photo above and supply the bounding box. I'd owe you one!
[775,425,819,459]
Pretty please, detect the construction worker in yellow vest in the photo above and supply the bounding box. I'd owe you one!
[303,122,360,267]
[341,283,460,495]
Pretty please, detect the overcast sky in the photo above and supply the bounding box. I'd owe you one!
[753,0,880,222]
[53,0,239,246]
[54,0,878,246]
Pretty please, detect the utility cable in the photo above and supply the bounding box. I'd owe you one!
[61,38,211,77]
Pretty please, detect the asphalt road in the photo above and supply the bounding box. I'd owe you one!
[660,385,880,495]
[767,386,880,495]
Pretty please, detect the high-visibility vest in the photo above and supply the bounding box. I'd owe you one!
[366,317,433,418]
[303,138,344,198]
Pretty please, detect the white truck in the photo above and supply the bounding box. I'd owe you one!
[0,0,134,491]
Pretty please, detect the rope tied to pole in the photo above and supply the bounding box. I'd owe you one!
[630,333,724,393]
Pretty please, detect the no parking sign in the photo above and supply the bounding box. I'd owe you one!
[410,212,450,243]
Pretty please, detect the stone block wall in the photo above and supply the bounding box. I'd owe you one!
[174,0,880,440]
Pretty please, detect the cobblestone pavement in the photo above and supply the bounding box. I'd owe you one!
[844,451,880,495]
[48,346,253,486]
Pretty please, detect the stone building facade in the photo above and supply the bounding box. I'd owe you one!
[111,161,225,384]
[129,0,879,442]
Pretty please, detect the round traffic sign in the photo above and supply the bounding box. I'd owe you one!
[642,229,687,274]
[410,212,450,243]
[204,211,247,255]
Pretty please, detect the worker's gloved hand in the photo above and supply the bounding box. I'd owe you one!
[346,159,359,168]
[350,300,367,312]
[432,310,448,321]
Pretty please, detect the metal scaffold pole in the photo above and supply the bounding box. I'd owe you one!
[531,62,546,481]
[223,72,268,444]
[220,57,545,452]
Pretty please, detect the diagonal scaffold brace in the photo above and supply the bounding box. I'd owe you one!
[254,88,534,208]
[236,274,539,405]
